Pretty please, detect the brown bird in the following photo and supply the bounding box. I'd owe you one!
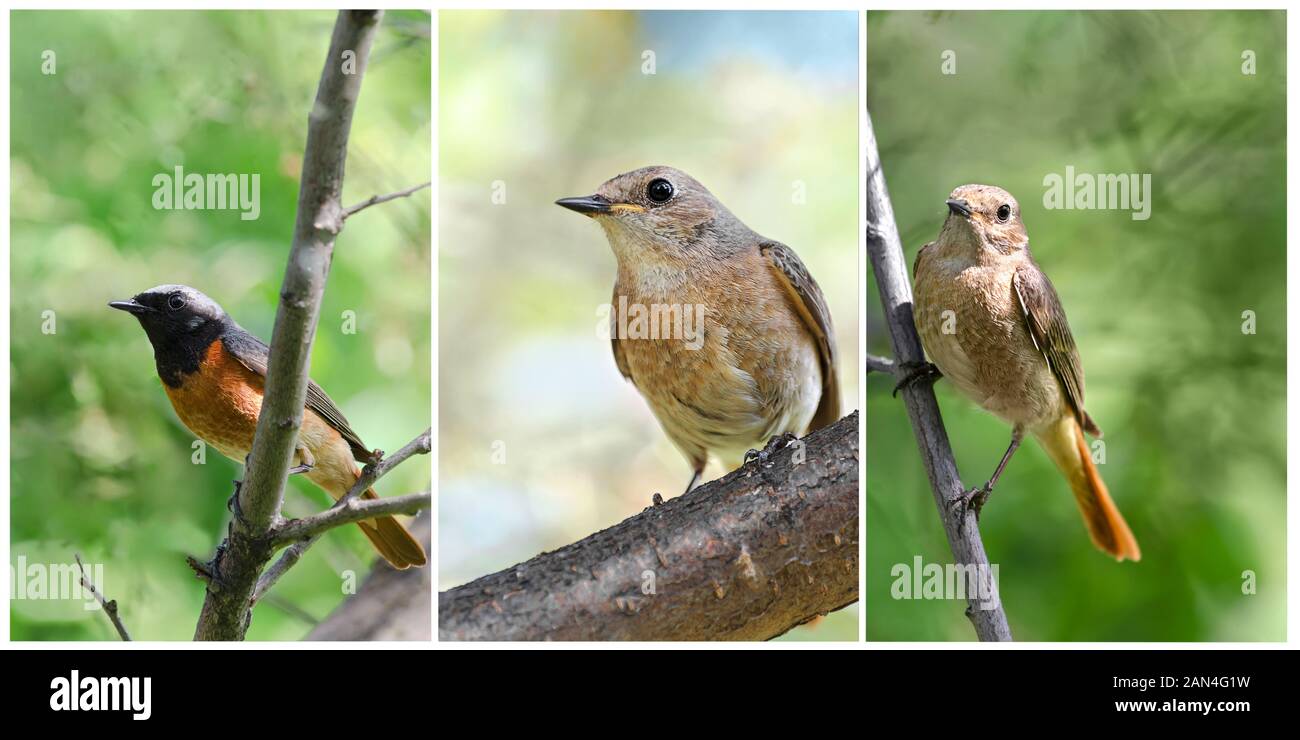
[911,184,1139,561]
[557,166,839,493]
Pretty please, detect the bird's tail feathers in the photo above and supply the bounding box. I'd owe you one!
[1035,415,1140,562]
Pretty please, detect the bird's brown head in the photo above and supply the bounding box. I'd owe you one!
[557,166,753,268]
[940,184,1028,256]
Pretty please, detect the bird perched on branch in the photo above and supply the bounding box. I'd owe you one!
[557,166,839,494]
[910,184,1139,561]
[110,285,426,569]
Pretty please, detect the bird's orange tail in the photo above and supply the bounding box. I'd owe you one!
[355,488,427,570]
[1035,416,1141,562]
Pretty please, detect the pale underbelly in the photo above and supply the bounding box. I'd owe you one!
[915,290,1062,430]
[624,335,822,462]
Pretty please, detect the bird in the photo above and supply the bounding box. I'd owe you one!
[910,184,1140,561]
[109,284,426,569]
[556,165,839,494]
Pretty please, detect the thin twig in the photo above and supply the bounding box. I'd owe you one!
[253,428,432,602]
[251,537,318,604]
[76,553,131,641]
[865,353,897,375]
[186,555,217,585]
[865,110,1012,641]
[270,491,431,547]
[342,181,430,220]
[345,428,432,502]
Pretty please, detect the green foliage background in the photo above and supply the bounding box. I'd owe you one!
[867,11,1286,641]
[10,10,431,640]
[439,10,860,640]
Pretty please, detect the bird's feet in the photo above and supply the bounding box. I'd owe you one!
[744,432,798,466]
[186,551,224,590]
[948,483,993,523]
[286,463,313,476]
[227,483,249,528]
[893,361,942,397]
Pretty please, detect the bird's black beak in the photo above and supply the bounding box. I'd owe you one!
[556,194,611,216]
[946,198,972,218]
[109,299,153,315]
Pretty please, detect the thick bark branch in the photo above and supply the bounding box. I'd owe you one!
[192,10,385,641]
[864,111,1012,641]
[439,412,859,641]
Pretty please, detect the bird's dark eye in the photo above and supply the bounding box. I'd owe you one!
[647,178,674,203]
[996,204,1012,222]
[167,293,187,311]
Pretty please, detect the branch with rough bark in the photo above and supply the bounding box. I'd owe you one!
[864,111,1011,641]
[190,10,430,640]
[439,411,859,642]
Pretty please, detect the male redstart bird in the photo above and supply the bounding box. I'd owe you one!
[910,184,1140,561]
[110,285,426,569]
[557,166,839,493]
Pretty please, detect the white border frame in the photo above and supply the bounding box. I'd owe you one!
[0,1,1292,650]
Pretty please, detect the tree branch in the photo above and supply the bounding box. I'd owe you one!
[251,540,314,605]
[342,181,430,220]
[347,427,432,501]
[252,427,432,603]
[76,553,131,641]
[439,412,859,641]
[192,10,386,641]
[270,491,430,547]
[864,111,1012,641]
[865,353,897,375]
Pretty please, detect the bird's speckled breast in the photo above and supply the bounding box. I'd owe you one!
[615,250,821,466]
[914,253,1062,429]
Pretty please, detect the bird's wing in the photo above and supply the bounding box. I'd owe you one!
[609,288,634,384]
[221,328,372,461]
[1012,261,1100,436]
[760,240,840,430]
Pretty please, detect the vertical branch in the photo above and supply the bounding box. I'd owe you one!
[864,111,1013,641]
[193,10,384,641]
[242,8,382,533]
